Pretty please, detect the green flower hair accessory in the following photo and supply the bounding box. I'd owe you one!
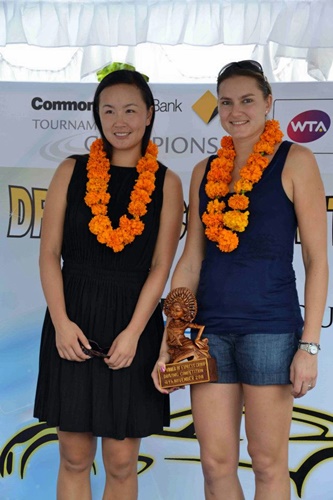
[96,62,149,82]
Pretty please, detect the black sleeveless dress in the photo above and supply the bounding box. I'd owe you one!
[34,155,170,439]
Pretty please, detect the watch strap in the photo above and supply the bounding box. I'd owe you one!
[298,341,321,348]
[298,341,321,354]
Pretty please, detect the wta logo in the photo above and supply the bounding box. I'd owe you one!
[287,110,330,143]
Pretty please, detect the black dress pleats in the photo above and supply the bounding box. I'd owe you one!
[34,155,170,439]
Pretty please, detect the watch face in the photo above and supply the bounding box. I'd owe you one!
[310,345,318,354]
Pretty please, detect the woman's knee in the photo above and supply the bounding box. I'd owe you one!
[59,448,94,475]
[248,444,288,481]
[104,454,137,482]
[58,432,96,474]
[200,449,239,484]
[102,439,140,481]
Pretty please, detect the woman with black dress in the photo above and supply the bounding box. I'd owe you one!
[34,70,183,499]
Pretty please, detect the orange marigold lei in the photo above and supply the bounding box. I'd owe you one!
[202,120,283,253]
[84,138,159,252]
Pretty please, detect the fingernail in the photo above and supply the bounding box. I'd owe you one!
[160,366,166,373]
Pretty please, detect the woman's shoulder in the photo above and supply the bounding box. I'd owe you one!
[283,140,321,194]
[53,156,77,179]
[56,153,88,172]
[63,153,89,178]
[191,156,212,184]
[67,153,89,164]
[162,163,180,181]
[284,141,318,171]
[50,154,88,189]
[156,161,181,189]
[162,165,183,202]
[284,140,314,159]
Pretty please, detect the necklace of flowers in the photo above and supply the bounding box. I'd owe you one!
[84,138,159,252]
[202,119,283,253]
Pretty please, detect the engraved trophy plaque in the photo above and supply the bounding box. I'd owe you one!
[158,287,217,389]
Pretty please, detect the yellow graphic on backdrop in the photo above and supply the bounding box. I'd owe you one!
[1,406,332,498]
[192,91,218,124]
[7,186,47,238]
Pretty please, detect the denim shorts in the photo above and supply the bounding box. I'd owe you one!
[197,331,302,385]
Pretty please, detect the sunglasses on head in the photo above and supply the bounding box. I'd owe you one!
[218,60,264,77]
[80,339,110,358]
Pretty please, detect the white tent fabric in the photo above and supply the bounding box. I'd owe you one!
[0,0,333,82]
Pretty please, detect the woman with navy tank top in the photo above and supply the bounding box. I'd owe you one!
[153,61,328,500]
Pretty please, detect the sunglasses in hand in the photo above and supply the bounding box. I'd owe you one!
[80,339,110,358]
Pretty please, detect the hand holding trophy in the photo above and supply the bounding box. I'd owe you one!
[158,287,217,389]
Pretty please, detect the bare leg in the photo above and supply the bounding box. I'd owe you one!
[57,430,97,500]
[191,382,245,500]
[243,384,294,500]
[101,437,141,500]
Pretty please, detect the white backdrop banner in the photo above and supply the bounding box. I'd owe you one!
[0,82,332,499]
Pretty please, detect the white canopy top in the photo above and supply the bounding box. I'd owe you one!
[1,0,332,82]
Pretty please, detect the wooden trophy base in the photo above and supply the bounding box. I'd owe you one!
[158,357,217,389]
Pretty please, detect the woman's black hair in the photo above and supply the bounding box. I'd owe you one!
[93,69,155,158]
[217,60,272,99]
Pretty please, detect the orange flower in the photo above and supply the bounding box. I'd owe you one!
[86,178,109,192]
[202,120,283,252]
[205,181,229,199]
[128,219,145,235]
[135,177,155,192]
[207,199,226,213]
[221,136,234,149]
[84,138,159,252]
[228,194,249,210]
[89,215,110,234]
[205,226,223,241]
[202,212,224,227]
[240,161,266,183]
[91,204,108,216]
[223,211,249,232]
[85,191,110,206]
[131,188,151,205]
[234,179,253,193]
[217,229,239,253]
[128,199,147,217]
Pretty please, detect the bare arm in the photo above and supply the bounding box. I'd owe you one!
[171,158,207,292]
[39,159,91,361]
[162,159,207,352]
[283,144,328,397]
[107,168,184,369]
[152,158,208,391]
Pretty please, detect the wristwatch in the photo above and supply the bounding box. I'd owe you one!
[298,341,321,355]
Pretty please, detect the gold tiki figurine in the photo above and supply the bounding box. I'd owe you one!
[158,287,217,389]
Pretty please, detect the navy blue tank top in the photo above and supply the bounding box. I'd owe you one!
[195,141,304,335]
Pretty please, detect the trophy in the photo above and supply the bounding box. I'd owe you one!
[158,287,217,389]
